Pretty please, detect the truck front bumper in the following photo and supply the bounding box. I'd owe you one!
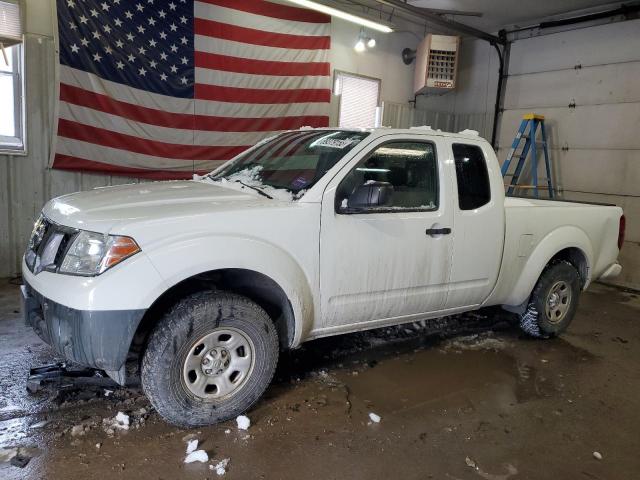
[21,281,146,372]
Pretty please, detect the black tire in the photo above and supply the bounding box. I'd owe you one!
[519,260,581,338]
[141,291,279,427]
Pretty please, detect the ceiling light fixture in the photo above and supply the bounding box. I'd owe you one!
[354,29,376,52]
[284,0,393,33]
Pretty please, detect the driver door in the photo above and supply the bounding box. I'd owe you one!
[318,135,454,330]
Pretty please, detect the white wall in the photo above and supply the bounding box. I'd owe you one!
[419,18,640,289]
[0,2,419,278]
[416,37,499,138]
[330,18,417,105]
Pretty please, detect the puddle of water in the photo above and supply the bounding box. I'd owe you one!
[332,338,561,419]
[335,348,518,417]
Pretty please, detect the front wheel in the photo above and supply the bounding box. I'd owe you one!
[519,261,581,338]
[141,291,279,427]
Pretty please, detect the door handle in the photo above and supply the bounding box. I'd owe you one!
[425,227,452,236]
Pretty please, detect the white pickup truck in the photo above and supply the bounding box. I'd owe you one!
[22,127,624,426]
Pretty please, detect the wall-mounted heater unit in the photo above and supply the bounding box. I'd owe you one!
[405,34,460,95]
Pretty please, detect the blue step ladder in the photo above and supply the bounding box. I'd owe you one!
[501,113,554,198]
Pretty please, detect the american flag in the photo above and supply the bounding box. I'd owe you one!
[52,0,331,179]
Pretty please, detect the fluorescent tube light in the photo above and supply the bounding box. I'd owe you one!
[284,0,393,33]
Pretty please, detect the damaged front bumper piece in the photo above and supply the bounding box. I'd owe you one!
[21,281,146,385]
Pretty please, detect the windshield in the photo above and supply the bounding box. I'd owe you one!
[208,130,370,199]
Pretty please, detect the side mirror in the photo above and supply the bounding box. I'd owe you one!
[339,181,394,212]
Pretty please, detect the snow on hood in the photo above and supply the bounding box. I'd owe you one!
[196,166,306,202]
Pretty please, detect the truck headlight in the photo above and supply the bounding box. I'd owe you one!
[59,231,140,276]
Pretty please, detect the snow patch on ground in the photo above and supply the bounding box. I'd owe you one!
[211,458,230,475]
[102,411,130,434]
[114,412,130,428]
[368,412,381,423]
[184,449,209,464]
[186,439,198,454]
[236,415,250,430]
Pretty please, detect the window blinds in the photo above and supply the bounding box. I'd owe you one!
[336,73,380,128]
[0,1,22,48]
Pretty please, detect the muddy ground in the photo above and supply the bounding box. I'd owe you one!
[0,278,639,479]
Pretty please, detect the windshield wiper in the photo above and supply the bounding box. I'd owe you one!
[235,180,274,199]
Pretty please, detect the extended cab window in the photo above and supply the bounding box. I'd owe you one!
[452,143,490,210]
[336,141,438,212]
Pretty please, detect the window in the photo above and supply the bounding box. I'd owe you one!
[0,0,24,153]
[334,71,380,128]
[452,143,490,210]
[211,130,370,195]
[337,141,438,212]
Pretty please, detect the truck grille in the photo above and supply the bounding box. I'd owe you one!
[25,215,77,275]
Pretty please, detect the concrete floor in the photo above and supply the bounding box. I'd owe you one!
[0,279,639,480]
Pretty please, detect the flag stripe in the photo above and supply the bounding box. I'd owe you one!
[194,84,331,104]
[61,67,330,118]
[60,66,193,115]
[195,51,330,76]
[196,0,331,23]
[194,18,330,50]
[194,67,330,90]
[53,154,210,179]
[194,35,326,63]
[194,2,330,37]
[58,101,284,146]
[58,119,248,160]
[57,137,228,170]
[60,83,329,132]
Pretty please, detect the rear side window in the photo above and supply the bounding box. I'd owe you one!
[452,144,491,210]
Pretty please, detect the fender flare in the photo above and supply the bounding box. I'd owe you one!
[504,225,593,306]
[144,234,316,346]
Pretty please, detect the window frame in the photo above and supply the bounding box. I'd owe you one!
[0,41,26,155]
[335,138,440,215]
[452,142,491,211]
[333,70,382,129]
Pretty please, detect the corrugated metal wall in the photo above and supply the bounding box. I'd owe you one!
[382,101,488,137]
[0,35,146,278]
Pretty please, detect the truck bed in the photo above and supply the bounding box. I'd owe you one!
[485,197,623,308]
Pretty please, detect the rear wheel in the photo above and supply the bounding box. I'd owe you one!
[519,261,581,338]
[141,291,279,427]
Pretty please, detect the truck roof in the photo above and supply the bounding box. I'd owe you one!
[299,125,489,142]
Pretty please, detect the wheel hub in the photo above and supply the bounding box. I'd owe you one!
[201,348,231,376]
[548,292,560,308]
[182,327,255,400]
[545,280,572,324]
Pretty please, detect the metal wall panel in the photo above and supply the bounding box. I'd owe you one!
[382,102,415,129]
[499,104,640,150]
[504,60,640,110]
[508,19,640,75]
[497,147,640,198]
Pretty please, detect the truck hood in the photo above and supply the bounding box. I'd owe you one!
[43,180,278,233]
